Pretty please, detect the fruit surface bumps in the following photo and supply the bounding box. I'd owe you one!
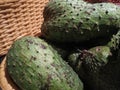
[41,0,120,42]
[67,30,120,90]
[68,45,120,90]
[6,36,83,90]
[107,30,120,50]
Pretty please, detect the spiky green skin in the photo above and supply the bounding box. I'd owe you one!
[67,28,120,90]
[68,46,120,90]
[6,36,83,90]
[67,29,120,90]
[41,0,120,43]
[107,30,120,50]
[68,46,111,73]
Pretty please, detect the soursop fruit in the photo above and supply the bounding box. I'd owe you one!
[41,0,120,43]
[67,30,120,90]
[6,36,83,90]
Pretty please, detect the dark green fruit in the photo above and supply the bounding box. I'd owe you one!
[67,30,120,90]
[68,45,120,90]
[6,36,83,90]
[41,0,120,43]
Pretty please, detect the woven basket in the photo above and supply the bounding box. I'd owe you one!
[0,0,49,56]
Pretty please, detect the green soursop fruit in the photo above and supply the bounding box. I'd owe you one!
[68,46,120,90]
[41,0,120,43]
[6,36,83,90]
[67,30,120,90]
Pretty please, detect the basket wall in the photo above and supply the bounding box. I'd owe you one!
[0,0,49,56]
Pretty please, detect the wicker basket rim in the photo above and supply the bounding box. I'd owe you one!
[0,0,18,4]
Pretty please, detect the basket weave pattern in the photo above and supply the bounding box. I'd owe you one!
[0,0,49,56]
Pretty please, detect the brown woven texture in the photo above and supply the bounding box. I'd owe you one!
[0,0,49,56]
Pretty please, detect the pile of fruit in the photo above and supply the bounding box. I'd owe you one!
[6,0,120,90]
